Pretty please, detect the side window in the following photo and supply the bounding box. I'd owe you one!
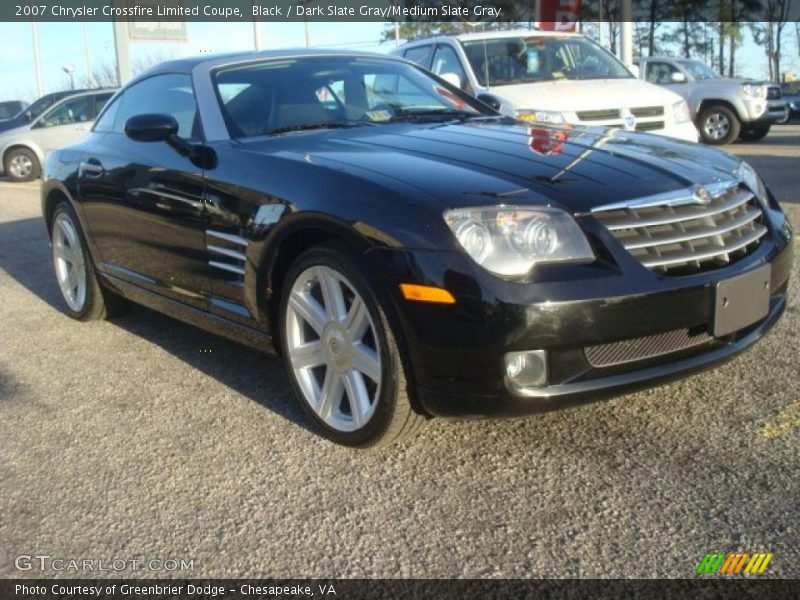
[93,94,120,133]
[93,93,113,119]
[404,45,432,68]
[431,45,470,91]
[38,96,93,128]
[646,62,678,85]
[113,74,199,140]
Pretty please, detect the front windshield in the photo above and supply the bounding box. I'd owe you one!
[213,56,489,138]
[680,60,719,81]
[461,35,633,86]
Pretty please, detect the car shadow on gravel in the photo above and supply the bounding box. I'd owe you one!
[0,216,315,434]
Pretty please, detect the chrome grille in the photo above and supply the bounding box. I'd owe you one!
[767,86,781,100]
[591,183,767,275]
[630,106,664,118]
[585,328,714,367]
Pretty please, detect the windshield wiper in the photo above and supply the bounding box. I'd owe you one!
[266,119,374,136]
[387,108,481,123]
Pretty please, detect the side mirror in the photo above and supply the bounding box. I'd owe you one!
[124,113,178,143]
[670,72,687,83]
[439,72,463,89]
[477,94,502,111]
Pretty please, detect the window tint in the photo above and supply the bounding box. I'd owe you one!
[403,45,432,68]
[646,62,680,85]
[93,94,120,132]
[431,45,469,90]
[112,74,199,139]
[38,95,93,127]
[214,57,485,138]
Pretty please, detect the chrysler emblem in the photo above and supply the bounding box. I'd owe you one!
[623,115,636,130]
[694,186,711,205]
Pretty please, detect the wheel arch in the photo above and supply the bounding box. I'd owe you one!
[2,143,43,173]
[696,99,742,122]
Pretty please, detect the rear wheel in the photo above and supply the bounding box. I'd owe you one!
[697,105,740,145]
[4,147,40,182]
[50,202,127,321]
[279,243,426,448]
[738,122,771,142]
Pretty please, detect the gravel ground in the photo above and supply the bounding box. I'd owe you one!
[1,128,798,579]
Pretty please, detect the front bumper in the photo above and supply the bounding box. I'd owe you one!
[658,121,699,143]
[744,98,787,123]
[369,207,793,418]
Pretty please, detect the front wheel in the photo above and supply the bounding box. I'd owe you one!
[738,122,771,142]
[279,243,426,448]
[697,105,741,145]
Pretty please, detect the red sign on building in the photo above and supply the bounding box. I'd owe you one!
[538,0,582,32]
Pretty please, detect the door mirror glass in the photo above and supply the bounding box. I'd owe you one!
[440,72,462,89]
[670,71,687,83]
[125,114,179,142]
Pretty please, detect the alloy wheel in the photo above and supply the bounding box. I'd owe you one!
[285,265,382,432]
[8,154,33,179]
[703,113,730,140]
[52,213,87,312]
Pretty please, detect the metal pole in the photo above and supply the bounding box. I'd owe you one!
[32,22,44,97]
[394,22,399,46]
[304,20,310,48]
[83,23,94,87]
[253,21,262,50]
[620,0,633,66]
[112,21,132,85]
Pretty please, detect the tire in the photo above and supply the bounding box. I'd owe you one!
[278,242,426,448]
[738,122,771,142]
[696,105,741,145]
[777,110,790,125]
[50,201,127,321]
[4,147,41,182]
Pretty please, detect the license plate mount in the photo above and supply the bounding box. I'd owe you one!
[712,264,771,337]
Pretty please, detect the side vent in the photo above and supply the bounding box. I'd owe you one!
[206,230,248,283]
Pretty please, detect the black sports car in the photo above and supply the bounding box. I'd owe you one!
[42,50,794,447]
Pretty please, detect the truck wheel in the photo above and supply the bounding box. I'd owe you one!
[697,105,740,145]
[738,122,771,142]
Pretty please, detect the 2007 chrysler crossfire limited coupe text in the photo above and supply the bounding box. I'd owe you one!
[42,50,794,447]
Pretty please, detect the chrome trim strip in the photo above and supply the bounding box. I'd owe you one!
[639,225,767,268]
[621,207,762,250]
[591,180,739,213]
[208,244,246,261]
[597,189,753,231]
[209,261,246,276]
[103,262,157,285]
[206,230,248,247]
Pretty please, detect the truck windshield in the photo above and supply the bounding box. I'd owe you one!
[679,60,719,81]
[461,36,633,86]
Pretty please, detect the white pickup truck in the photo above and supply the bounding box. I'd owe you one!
[393,30,698,143]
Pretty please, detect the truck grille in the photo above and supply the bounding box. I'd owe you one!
[576,108,620,121]
[591,183,767,275]
[630,106,664,118]
[635,121,665,132]
[585,328,714,367]
[767,86,781,100]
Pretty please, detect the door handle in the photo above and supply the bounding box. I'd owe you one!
[79,158,104,178]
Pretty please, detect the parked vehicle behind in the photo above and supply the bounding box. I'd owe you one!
[41,50,792,447]
[0,89,99,135]
[634,57,785,144]
[777,81,799,124]
[0,89,115,181]
[0,100,28,120]
[394,30,698,142]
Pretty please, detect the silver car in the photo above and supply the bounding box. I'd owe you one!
[0,89,115,182]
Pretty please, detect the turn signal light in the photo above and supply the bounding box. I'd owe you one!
[400,284,456,304]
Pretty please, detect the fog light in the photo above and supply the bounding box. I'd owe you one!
[504,350,548,389]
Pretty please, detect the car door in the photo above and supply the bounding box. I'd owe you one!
[646,61,691,102]
[30,94,96,156]
[78,74,209,309]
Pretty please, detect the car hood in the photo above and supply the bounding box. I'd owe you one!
[0,117,26,134]
[489,78,681,111]
[240,120,742,213]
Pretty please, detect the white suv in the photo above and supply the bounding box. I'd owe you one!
[393,30,698,143]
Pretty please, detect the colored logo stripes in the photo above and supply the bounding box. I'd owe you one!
[696,552,773,575]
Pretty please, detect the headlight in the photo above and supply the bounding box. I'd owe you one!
[736,160,768,205]
[671,100,691,124]
[515,109,566,124]
[443,206,594,277]
[741,83,766,99]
